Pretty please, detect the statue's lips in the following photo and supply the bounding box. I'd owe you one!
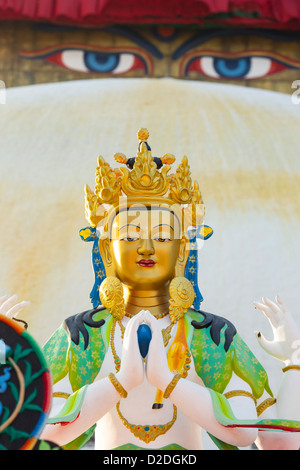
[138,259,155,267]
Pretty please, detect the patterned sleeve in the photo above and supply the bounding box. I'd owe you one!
[42,325,95,450]
[43,325,70,386]
[230,333,273,400]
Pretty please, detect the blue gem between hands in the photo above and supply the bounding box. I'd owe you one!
[137,324,152,358]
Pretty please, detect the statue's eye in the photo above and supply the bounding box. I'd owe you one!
[122,237,139,242]
[20,45,151,75]
[154,238,170,243]
[181,51,300,80]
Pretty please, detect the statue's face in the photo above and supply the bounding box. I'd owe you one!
[107,206,183,290]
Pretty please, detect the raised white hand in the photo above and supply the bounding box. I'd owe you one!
[0,294,30,321]
[116,310,146,392]
[254,296,300,366]
[143,310,173,391]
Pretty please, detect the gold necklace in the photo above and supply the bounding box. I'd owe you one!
[116,401,177,444]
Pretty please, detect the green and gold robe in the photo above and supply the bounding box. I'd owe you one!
[43,308,300,450]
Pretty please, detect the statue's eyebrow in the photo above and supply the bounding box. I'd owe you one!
[34,23,163,59]
[118,224,140,231]
[172,28,300,60]
[105,26,163,59]
[111,207,181,238]
[152,224,174,231]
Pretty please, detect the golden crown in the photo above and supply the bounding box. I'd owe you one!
[84,128,204,230]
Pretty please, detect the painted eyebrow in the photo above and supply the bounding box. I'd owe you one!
[172,28,300,60]
[111,206,181,238]
[152,224,174,231]
[105,26,163,59]
[118,224,140,231]
[34,23,163,59]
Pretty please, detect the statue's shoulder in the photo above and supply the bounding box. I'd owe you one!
[63,306,109,350]
[187,307,237,353]
[188,307,272,398]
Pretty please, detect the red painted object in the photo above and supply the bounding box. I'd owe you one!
[0,0,299,29]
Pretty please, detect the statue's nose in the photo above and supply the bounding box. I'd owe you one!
[137,237,155,256]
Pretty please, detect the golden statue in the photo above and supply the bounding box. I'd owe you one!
[38,129,300,451]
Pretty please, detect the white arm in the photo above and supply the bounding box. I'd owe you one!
[40,375,123,446]
[41,311,146,446]
[253,296,300,450]
[144,311,258,448]
[168,376,258,447]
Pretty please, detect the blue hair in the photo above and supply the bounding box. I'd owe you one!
[79,227,106,308]
[184,225,213,310]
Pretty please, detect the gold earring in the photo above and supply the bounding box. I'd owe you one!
[169,277,195,323]
[99,276,125,322]
[99,276,126,372]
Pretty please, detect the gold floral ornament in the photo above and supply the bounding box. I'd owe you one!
[99,276,125,372]
[152,277,194,409]
[119,148,171,198]
[84,128,205,230]
[191,180,205,225]
[167,278,194,383]
[169,277,195,324]
[99,276,125,321]
[169,159,205,230]
[137,127,149,142]
[95,156,122,203]
[169,156,193,204]
[84,156,122,228]
[84,184,102,228]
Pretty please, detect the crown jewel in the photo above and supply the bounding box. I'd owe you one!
[84,128,204,228]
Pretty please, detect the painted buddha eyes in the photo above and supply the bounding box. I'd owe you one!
[50,50,146,74]
[182,52,293,79]
[20,43,300,80]
[20,45,150,75]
